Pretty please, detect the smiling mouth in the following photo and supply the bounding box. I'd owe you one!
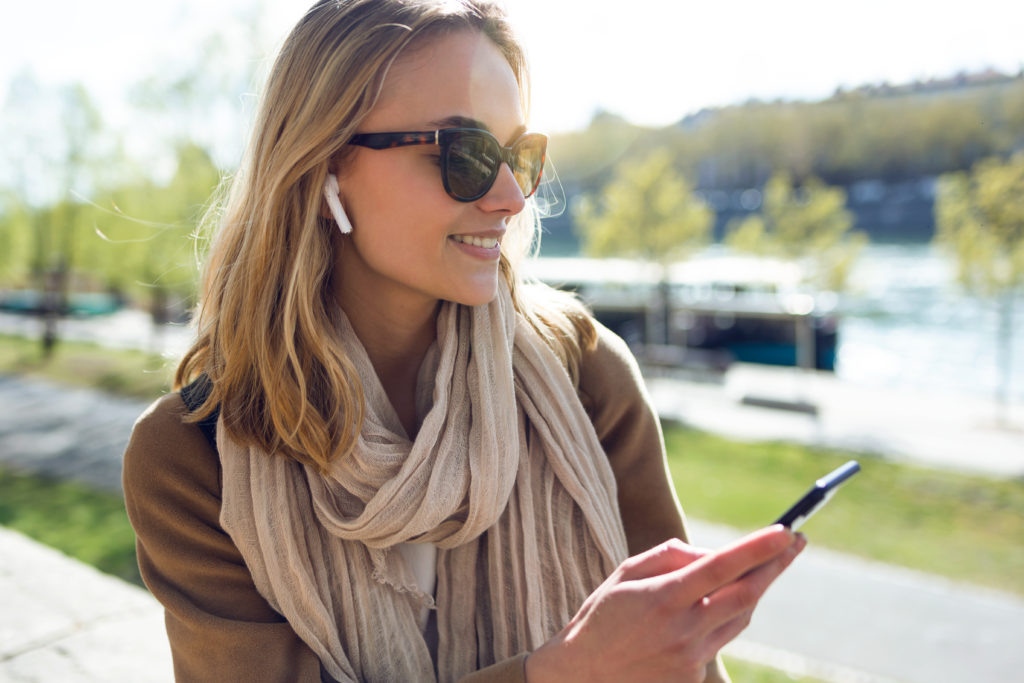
[450,234,500,248]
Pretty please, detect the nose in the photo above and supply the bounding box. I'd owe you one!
[476,162,527,215]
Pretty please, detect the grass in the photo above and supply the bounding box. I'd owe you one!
[0,466,142,586]
[721,656,824,682]
[0,332,173,400]
[664,422,1024,595]
[0,332,164,585]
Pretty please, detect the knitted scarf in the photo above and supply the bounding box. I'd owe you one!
[217,283,629,682]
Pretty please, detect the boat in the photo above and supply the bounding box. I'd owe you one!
[0,290,123,317]
[525,254,839,372]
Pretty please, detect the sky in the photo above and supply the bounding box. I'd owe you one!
[3,0,1024,136]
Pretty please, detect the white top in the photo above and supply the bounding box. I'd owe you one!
[395,542,438,632]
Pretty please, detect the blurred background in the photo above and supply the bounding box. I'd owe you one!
[2,1,1023,682]
[2,0,1023,405]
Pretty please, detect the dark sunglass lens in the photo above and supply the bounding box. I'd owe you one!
[511,135,546,197]
[445,133,499,200]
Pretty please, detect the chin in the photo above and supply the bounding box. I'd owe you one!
[448,280,499,308]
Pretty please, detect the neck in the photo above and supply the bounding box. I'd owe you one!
[343,292,439,376]
[335,278,439,437]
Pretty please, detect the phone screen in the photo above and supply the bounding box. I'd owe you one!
[774,460,860,530]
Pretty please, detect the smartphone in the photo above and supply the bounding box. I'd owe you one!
[773,460,860,530]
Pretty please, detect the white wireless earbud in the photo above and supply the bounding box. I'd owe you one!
[323,173,353,234]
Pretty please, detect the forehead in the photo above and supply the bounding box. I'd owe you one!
[365,29,524,140]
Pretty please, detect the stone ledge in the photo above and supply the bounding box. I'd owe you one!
[0,527,172,682]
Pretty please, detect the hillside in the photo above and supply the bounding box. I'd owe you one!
[542,70,1024,252]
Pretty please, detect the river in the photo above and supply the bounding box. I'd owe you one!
[1,244,1020,405]
[837,244,1023,403]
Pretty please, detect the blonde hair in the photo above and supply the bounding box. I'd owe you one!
[175,0,595,471]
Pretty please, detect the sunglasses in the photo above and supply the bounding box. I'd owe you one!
[348,127,547,202]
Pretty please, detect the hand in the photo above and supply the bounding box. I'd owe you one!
[526,525,806,683]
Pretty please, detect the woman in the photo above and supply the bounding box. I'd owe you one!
[123,1,804,681]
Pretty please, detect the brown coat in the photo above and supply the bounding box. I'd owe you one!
[123,326,728,682]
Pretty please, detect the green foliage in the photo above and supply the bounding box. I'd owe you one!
[575,150,714,265]
[935,153,1024,296]
[725,171,868,290]
[0,467,142,585]
[0,54,230,320]
[0,143,220,314]
[89,142,220,311]
[0,192,33,285]
[934,153,1024,416]
[550,75,1024,191]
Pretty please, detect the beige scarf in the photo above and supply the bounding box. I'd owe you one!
[218,283,629,682]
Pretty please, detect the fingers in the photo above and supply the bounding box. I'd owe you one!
[541,530,806,682]
[663,525,799,605]
[616,537,708,582]
[668,531,806,665]
[698,532,806,630]
[700,536,803,657]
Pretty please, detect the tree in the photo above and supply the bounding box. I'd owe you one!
[0,192,33,286]
[725,171,868,292]
[575,150,714,344]
[27,83,105,354]
[935,153,1024,422]
[90,143,221,322]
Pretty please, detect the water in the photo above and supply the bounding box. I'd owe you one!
[0,309,195,360]
[836,244,1024,403]
[2,244,1021,405]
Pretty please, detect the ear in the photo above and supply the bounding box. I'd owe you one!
[322,173,353,234]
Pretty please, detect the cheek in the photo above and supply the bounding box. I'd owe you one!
[343,162,453,260]
[342,153,445,221]
[337,154,468,281]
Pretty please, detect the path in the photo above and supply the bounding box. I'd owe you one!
[647,363,1024,479]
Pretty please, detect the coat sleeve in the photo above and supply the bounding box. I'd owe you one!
[577,323,732,683]
[123,392,326,683]
[577,322,691,555]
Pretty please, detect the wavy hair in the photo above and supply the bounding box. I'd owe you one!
[175,0,596,471]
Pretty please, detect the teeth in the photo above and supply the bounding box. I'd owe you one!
[452,235,499,248]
